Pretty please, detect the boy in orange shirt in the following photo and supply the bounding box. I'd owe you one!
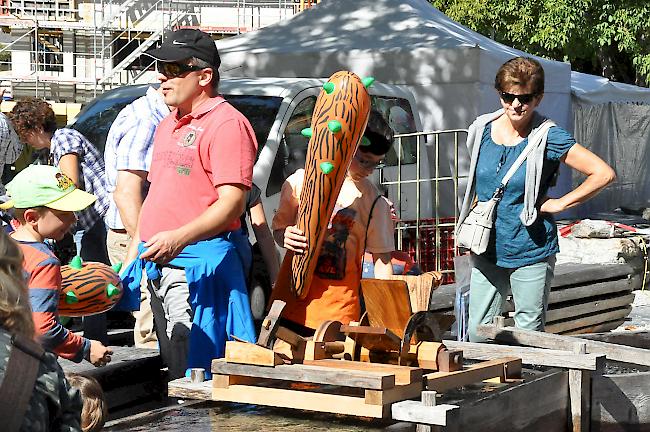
[1,165,112,365]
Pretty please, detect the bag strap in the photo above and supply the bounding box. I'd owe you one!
[491,119,555,200]
[0,333,45,432]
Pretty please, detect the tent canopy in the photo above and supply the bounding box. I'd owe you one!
[217,0,572,131]
[571,71,650,105]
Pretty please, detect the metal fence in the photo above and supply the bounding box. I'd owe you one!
[381,129,468,282]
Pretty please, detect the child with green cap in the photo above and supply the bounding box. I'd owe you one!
[1,165,113,366]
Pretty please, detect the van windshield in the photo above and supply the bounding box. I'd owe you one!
[224,95,282,159]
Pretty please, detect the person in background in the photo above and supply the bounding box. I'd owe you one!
[103,85,169,349]
[0,228,83,431]
[10,98,111,344]
[123,29,257,379]
[2,165,112,366]
[457,57,616,342]
[272,109,396,336]
[0,89,23,196]
[65,373,107,432]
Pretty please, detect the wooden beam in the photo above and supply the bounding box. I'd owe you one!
[364,382,422,405]
[224,341,284,366]
[168,377,212,400]
[548,278,636,305]
[544,293,635,322]
[391,400,459,426]
[476,325,650,366]
[212,359,396,390]
[211,384,388,418]
[442,340,604,371]
[551,263,634,286]
[302,359,423,385]
[545,306,632,334]
[424,357,521,393]
[568,343,591,432]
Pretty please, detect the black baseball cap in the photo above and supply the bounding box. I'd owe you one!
[145,29,220,68]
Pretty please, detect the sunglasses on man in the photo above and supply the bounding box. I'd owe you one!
[159,62,204,78]
[499,91,538,105]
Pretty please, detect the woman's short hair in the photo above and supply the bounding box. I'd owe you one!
[359,109,394,156]
[65,373,108,432]
[9,98,58,143]
[495,57,545,95]
[0,230,33,339]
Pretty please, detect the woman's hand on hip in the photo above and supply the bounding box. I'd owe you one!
[540,197,566,214]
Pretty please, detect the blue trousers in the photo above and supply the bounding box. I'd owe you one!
[467,254,556,343]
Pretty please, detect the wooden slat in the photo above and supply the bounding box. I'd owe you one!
[390,271,442,312]
[544,293,635,322]
[562,318,626,335]
[548,277,637,305]
[302,359,423,385]
[361,279,412,337]
[545,306,632,334]
[476,325,650,366]
[211,384,388,418]
[551,263,634,286]
[579,330,650,348]
[424,358,521,393]
[224,341,284,366]
[364,382,422,405]
[211,359,396,390]
[442,340,604,371]
[391,400,459,426]
[591,372,650,428]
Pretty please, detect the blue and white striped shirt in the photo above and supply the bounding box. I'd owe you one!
[50,128,109,231]
[103,87,169,230]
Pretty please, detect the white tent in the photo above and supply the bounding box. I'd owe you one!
[217,0,573,132]
[571,71,650,105]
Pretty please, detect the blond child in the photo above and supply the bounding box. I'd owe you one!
[65,373,108,432]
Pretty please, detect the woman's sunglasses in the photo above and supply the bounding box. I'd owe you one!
[499,91,538,105]
[159,62,204,78]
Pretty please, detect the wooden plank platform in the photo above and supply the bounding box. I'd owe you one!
[424,357,522,393]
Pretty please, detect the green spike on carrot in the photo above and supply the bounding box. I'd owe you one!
[327,120,342,133]
[323,82,335,94]
[319,161,334,174]
[301,127,313,138]
[111,262,123,273]
[362,76,375,88]
[106,283,120,298]
[361,136,371,147]
[65,291,79,304]
[69,255,83,270]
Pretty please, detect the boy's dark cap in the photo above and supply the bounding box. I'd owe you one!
[145,29,220,68]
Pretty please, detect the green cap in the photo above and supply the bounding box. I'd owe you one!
[0,165,96,211]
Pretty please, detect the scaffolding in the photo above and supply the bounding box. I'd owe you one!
[0,0,314,101]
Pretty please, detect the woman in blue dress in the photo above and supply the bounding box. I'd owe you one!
[458,57,616,342]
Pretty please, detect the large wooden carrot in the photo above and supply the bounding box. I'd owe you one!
[277,71,372,300]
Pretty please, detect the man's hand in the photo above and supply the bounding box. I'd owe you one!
[139,229,187,264]
[89,340,113,367]
[283,225,308,254]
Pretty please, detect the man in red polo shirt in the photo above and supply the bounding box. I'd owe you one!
[125,29,257,379]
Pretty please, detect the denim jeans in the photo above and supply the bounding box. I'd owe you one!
[467,254,556,343]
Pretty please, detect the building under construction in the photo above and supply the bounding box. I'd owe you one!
[0,0,317,102]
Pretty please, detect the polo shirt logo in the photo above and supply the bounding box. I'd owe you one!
[176,166,191,176]
[181,131,197,147]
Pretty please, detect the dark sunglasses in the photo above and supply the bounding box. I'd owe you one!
[499,91,538,105]
[159,62,204,78]
[354,152,385,170]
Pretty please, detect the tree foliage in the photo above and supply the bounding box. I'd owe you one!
[429,0,650,86]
